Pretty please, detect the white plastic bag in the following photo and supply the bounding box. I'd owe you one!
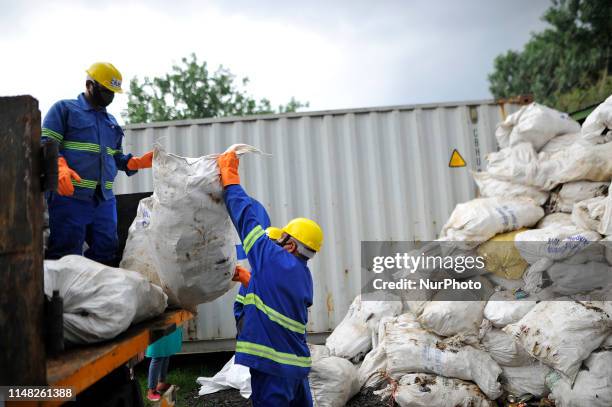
[547,350,612,407]
[439,197,544,248]
[495,103,580,151]
[309,355,360,407]
[550,181,609,213]
[485,143,540,185]
[121,144,262,309]
[472,171,549,205]
[581,94,612,144]
[196,356,251,398]
[44,256,167,344]
[600,191,612,236]
[501,363,551,398]
[391,374,495,407]
[504,300,611,381]
[325,294,401,361]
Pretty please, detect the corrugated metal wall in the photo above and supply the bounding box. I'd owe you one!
[115,100,518,349]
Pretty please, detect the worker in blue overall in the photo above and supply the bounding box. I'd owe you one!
[42,62,154,266]
[218,150,324,406]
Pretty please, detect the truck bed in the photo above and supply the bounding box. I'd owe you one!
[42,309,193,406]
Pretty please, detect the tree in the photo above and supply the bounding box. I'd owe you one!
[488,0,611,111]
[123,53,308,123]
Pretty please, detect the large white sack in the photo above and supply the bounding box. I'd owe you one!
[391,374,494,407]
[480,328,533,367]
[196,356,251,398]
[439,197,544,248]
[503,300,612,381]
[533,141,612,190]
[598,189,612,235]
[495,103,580,151]
[485,143,540,184]
[581,94,612,144]
[548,261,612,295]
[325,294,401,361]
[121,144,261,309]
[501,363,551,398]
[536,213,573,229]
[309,355,360,407]
[472,171,549,205]
[514,225,601,264]
[572,195,608,232]
[539,132,579,154]
[44,256,167,344]
[484,291,537,328]
[547,350,612,407]
[418,301,485,340]
[360,321,502,399]
[550,181,609,213]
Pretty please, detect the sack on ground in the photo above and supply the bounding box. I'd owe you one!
[418,300,485,340]
[309,355,360,407]
[547,350,612,407]
[439,197,544,248]
[484,291,538,328]
[390,374,495,407]
[503,300,611,381]
[360,318,502,400]
[121,144,262,309]
[540,132,579,154]
[44,255,167,344]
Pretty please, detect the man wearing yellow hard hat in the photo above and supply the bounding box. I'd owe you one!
[42,62,154,266]
[217,150,323,406]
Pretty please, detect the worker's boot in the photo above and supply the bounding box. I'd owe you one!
[146,389,161,401]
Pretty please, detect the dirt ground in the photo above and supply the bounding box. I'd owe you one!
[186,387,394,406]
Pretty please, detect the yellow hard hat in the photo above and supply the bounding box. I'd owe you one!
[266,226,283,241]
[282,218,323,252]
[86,62,123,93]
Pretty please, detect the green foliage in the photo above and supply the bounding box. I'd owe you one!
[123,53,308,124]
[488,0,611,111]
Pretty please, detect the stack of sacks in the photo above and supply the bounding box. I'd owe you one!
[322,98,612,405]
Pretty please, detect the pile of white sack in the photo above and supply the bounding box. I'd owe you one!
[318,98,612,406]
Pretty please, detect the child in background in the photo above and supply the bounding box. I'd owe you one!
[145,328,183,401]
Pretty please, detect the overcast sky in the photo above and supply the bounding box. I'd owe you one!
[1,0,550,124]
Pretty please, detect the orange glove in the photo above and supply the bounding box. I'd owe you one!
[217,151,240,187]
[127,151,154,170]
[57,157,82,196]
[232,266,251,288]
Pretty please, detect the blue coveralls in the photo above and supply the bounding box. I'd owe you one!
[42,93,137,265]
[233,198,271,326]
[224,185,313,407]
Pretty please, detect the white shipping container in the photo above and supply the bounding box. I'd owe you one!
[115,100,518,352]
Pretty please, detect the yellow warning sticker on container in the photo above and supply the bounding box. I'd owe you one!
[449,149,466,167]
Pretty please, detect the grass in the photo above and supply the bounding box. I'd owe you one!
[136,352,234,406]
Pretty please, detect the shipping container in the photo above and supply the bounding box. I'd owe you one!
[114,100,519,352]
